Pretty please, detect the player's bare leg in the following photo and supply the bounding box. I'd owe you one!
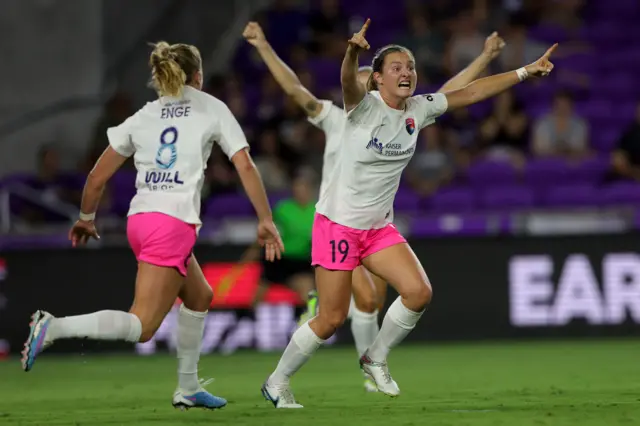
[359,243,432,397]
[263,267,352,408]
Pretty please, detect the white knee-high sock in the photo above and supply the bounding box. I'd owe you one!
[350,306,379,357]
[367,297,423,362]
[177,304,207,393]
[269,321,324,385]
[47,310,142,342]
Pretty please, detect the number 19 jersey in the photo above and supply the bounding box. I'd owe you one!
[107,86,248,230]
[316,90,448,230]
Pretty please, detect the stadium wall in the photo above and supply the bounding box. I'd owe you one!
[1,234,639,356]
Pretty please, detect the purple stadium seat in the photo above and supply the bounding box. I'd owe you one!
[600,181,640,205]
[524,158,570,187]
[205,193,253,218]
[568,156,610,184]
[481,185,535,210]
[577,100,613,123]
[544,184,600,207]
[466,160,518,187]
[591,127,622,153]
[429,186,476,213]
[393,189,420,213]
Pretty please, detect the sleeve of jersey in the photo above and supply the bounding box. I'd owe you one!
[345,92,376,124]
[415,92,448,129]
[106,116,136,157]
[217,103,250,159]
[306,100,334,131]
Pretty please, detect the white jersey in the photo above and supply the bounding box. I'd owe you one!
[316,90,448,230]
[307,100,346,198]
[107,86,248,230]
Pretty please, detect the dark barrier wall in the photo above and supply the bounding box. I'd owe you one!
[1,233,639,355]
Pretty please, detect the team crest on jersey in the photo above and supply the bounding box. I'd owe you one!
[405,118,416,135]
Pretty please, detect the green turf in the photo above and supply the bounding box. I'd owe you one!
[1,340,639,425]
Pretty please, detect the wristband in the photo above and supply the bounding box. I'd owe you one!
[79,211,96,221]
[516,67,529,82]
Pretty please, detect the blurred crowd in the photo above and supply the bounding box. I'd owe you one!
[13,0,640,226]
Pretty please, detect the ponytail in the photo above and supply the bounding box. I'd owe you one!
[149,41,202,98]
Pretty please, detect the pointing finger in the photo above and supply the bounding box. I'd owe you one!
[543,43,559,59]
[359,18,371,36]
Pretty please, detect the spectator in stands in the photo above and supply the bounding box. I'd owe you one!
[307,0,347,54]
[257,75,282,122]
[85,92,133,171]
[478,90,529,169]
[611,103,640,181]
[201,147,238,200]
[498,13,549,72]
[253,128,291,191]
[444,9,486,75]
[540,0,585,32]
[398,14,446,84]
[406,125,456,197]
[21,146,81,224]
[532,90,590,160]
[226,91,255,143]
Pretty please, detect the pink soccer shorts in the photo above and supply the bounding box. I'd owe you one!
[127,212,197,276]
[311,213,407,271]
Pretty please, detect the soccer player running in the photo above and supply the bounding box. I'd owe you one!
[243,21,506,394]
[261,18,557,407]
[22,41,284,411]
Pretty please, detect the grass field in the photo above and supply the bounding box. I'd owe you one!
[1,340,639,425]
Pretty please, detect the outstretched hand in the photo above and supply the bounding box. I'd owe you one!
[348,18,371,52]
[243,21,267,48]
[525,43,558,77]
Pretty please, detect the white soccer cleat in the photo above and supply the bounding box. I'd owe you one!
[261,379,303,408]
[359,352,400,397]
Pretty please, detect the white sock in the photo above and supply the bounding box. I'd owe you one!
[177,304,207,393]
[350,306,379,357]
[367,297,423,362]
[47,310,142,342]
[269,321,324,385]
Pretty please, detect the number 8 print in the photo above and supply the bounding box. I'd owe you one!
[156,126,179,170]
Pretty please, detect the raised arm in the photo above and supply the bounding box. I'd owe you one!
[341,18,371,112]
[243,22,323,118]
[444,43,558,112]
[437,31,505,93]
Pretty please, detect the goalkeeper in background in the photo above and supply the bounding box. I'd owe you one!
[252,172,317,317]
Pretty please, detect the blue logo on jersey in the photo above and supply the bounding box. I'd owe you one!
[366,137,383,153]
[156,126,178,169]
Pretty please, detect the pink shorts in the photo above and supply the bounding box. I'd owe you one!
[311,213,406,271]
[126,212,197,277]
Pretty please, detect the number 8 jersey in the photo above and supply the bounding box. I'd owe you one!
[107,86,248,231]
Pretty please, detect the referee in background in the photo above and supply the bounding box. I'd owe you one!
[252,172,316,314]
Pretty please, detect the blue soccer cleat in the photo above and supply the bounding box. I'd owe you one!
[172,378,227,410]
[21,310,54,372]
